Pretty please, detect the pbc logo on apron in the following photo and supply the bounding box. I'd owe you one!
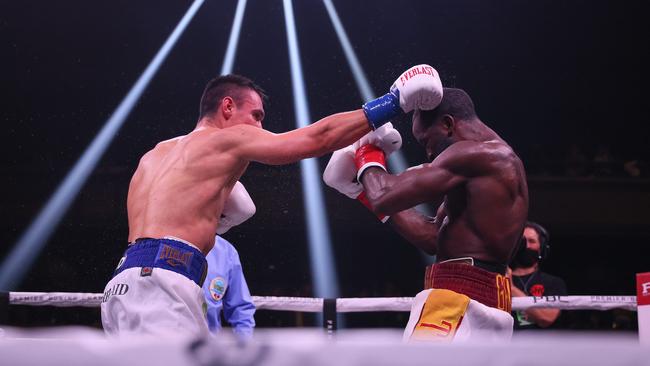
[209,277,228,301]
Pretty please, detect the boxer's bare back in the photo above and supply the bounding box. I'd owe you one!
[126,129,247,253]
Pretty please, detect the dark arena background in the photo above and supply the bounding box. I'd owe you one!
[1,0,648,335]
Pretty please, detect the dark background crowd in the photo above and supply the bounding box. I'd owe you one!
[1,0,648,332]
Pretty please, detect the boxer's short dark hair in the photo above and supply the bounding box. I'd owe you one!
[199,74,267,120]
[420,87,477,126]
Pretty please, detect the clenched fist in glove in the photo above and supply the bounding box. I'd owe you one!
[217,181,256,234]
[323,123,402,222]
[362,64,443,130]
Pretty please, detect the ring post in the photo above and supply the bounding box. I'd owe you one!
[323,298,337,336]
[637,272,650,344]
[0,291,8,324]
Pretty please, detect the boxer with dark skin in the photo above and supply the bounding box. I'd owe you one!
[358,88,528,267]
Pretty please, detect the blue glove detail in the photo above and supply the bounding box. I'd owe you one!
[362,89,402,130]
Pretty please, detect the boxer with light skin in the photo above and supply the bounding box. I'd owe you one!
[325,87,528,342]
[102,67,443,336]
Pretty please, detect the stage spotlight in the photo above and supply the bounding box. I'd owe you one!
[220,0,248,75]
[283,0,341,302]
[323,0,434,264]
[0,0,207,290]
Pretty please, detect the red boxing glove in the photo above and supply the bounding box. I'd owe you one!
[354,144,389,222]
[355,144,387,182]
[357,191,389,223]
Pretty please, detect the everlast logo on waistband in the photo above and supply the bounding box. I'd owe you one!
[642,282,650,296]
[157,244,193,269]
[102,283,129,303]
[398,65,435,87]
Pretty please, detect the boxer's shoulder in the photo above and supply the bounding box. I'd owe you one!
[167,126,250,158]
[139,135,185,164]
[204,124,270,148]
[137,142,170,168]
[433,140,518,175]
[452,139,514,159]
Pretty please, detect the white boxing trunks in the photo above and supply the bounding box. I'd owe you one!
[101,237,209,337]
[403,260,514,343]
[403,288,513,343]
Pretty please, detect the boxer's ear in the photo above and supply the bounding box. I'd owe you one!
[221,97,235,119]
[441,114,454,137]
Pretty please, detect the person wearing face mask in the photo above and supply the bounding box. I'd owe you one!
[508,221,567,329]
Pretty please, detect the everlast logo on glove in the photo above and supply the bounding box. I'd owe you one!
[399,65,437,87]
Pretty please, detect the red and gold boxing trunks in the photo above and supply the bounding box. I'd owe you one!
[403,259,514,343]
[424,259,512,313]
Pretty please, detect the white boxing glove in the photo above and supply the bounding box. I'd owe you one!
[217,181,256,234]
[323,145,362,199]
[392,64,443,113]
[354,122,403,181]
[324,123,403,198]
[362,64,443,129]
[324,124,402,223]
[355,122,403,155]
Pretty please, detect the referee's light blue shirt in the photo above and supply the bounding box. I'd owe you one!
[202,236,255,339]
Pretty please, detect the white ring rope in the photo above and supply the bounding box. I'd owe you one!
[5,292,638,311]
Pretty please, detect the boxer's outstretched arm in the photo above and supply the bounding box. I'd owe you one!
[231,110,371,165]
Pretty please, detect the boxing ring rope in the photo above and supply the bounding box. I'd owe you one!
[3,291,638,311]
[3,290,649,365]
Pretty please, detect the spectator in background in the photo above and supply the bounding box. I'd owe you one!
[203,235,255,339]
[509,221,567,329]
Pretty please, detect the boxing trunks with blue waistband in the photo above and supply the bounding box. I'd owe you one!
[101,237,210,337]
[111,237,207,286]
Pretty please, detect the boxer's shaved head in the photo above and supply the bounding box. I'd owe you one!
[199,74,267,120]
[419,88,477,127]
[412,87,481,161]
